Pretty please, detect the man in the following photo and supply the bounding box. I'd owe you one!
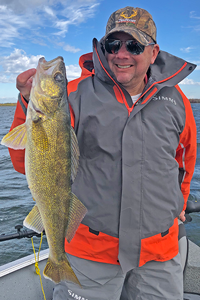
[9,6,196,300]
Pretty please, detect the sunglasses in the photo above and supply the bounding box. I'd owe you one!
[105,38,155,55]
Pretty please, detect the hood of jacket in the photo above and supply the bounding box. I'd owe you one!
[78,38,196,94]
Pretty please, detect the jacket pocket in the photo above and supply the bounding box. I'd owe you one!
[139,218,179,267]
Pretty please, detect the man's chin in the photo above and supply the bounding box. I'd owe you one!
[116,76,132,87]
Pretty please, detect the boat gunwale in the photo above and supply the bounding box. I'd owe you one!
[0,248,49,277]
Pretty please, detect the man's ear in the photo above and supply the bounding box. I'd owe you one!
[151,44,160,65]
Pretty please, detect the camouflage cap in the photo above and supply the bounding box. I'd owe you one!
[104,6,157,46]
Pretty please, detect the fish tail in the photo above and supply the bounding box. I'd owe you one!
[43,254,81,286]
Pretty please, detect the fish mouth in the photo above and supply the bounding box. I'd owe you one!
[39,56,64,71]
[30,56,65,114]
[32,56,65,91]
[36,56,65,79]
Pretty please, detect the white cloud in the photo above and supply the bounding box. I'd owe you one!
[0,1,100,46]
[179,78,200,86]
[0,49,43,83]
[189,11,200,32]
[0,48,81,83]
[32,38,48,47]
[53,3,100,36]
[44,6,55,17]
[63,45,81,53]
[0,5,28,47]
[190,11,200,20]
[0,0,50,13]
[180,47,194,53]
[57,42,81,53]
[66,64,81,81]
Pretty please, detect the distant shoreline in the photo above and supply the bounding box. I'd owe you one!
[0,99,200,106]
[189,99,200,103]
[0,103,17,106]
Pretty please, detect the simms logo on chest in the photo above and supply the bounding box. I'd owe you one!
[68,289,89,300]
[152,95,177,105]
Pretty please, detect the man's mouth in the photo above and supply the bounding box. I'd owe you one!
[116,64,132,69]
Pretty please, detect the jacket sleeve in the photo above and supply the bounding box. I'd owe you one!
[175,85,197,211]
[8,94,28,174]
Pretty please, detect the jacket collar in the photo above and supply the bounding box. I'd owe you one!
[78,39,196,92]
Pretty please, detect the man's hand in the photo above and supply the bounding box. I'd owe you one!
[179,210,186,222]
[16,68,36,101]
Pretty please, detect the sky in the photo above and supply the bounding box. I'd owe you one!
[0,0,200,103]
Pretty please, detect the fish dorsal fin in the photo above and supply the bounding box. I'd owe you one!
[1,123,27,150]
[70,126,80,183]
[23,204,44,233]
[65,193,87,243]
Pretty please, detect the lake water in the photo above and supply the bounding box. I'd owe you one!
[0,104,200,266]
[0,106,48,266]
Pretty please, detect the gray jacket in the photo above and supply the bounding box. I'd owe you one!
[69,38,197,272]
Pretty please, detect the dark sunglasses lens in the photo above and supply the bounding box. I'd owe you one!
[105,39,121,54]
[126,41,145,55]
[105,39,145,55]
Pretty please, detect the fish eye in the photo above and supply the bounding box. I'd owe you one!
[54,72,64,82]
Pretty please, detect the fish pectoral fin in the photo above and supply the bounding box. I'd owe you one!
[66,193,87,243]
[1,123,27,150]
[70,126,80,183]
[23,205,44,233]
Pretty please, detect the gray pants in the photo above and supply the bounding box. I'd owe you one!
[53,253,183,300]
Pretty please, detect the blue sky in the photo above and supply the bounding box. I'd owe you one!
[0,0,200,103]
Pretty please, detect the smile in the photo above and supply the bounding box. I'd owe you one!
[116,64,132,69]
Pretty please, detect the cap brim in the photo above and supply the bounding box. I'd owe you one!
[104,26,153,46]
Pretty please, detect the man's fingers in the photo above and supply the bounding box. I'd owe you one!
[16,68,36,100]
[16,68,36,88]
[179,210,186,222]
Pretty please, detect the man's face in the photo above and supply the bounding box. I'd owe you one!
[105,32,159,95]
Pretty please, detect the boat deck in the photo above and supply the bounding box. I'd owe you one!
[1,241,200,299]
[0,249,55,300]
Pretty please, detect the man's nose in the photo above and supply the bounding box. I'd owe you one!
[116,42,130,57]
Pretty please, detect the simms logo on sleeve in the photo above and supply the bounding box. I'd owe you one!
[68,289,89,300]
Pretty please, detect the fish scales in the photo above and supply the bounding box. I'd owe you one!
[1,56,87,285]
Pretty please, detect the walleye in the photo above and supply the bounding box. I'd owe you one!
[1,56,87,285]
